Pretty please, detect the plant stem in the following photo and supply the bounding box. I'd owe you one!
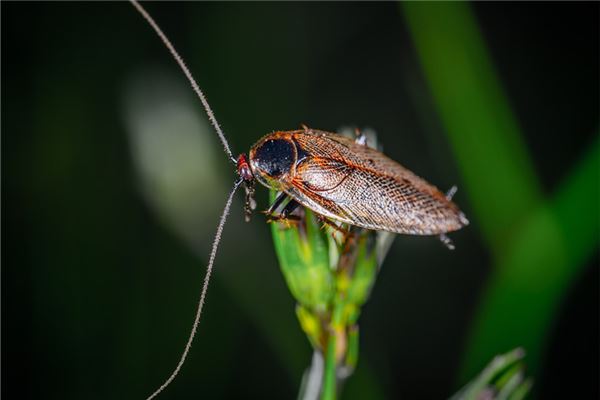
[322,330,338,400]
[299,351,324,400]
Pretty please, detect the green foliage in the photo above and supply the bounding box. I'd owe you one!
[270,192,335,313]
[269,190,538,400]
[403,1,599,384]
[269,190,384,399]
[451,348,532,400]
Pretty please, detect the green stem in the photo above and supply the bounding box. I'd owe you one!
[322,331,337,400]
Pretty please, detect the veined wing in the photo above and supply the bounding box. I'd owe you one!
[286,130,468,235]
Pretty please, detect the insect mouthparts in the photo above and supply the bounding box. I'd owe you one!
[237,153,254,182]
[236,153,257,221]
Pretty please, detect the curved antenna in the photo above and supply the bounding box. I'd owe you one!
[146,179,243,400]
[130,0,237,164]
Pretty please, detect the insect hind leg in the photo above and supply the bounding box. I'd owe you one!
[439,233,455,250]
[445,185,458,201]
[440,185,457,249]
[317,214,351,236]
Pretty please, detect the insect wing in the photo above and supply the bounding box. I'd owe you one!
[286,130,468,235]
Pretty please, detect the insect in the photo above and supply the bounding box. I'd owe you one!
[238,128,468,238]
[129,1,468,399]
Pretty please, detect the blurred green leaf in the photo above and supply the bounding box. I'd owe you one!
[462,136,599,380]
[270,191,335,314]
[450,348,532,400]
[403,0,599,385]
[402,2,543,254]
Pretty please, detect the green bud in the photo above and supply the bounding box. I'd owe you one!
[269,187,393,354]
[269,190,335,314]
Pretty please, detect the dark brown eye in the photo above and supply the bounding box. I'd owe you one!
[253,139,295,177]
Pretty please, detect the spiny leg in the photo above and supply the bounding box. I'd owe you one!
[438,185,459,249]
[316,214,352,236]
[439,233,455,250]
[243,180,256,222]
[265,191,288,216]
[280,199,301,218]
[265,194,302,225]
[445,185,458,201]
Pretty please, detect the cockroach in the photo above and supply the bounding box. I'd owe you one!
[241,129,468,236]
[130,1,468,398]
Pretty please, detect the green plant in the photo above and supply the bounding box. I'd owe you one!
[269,189,395,400]
[451,348,532,400]
[403,1,599,384]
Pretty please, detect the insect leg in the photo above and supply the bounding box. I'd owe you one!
[445,185,458,200]
[243,181,257,222]
[280,199,301,218]
[264,194,302,225]
[439,233,455,250]
[440,186,467,247]
[444,186,469,226]
[354,128,368,146]
[317,214,351,236]
[265,192,289,216]
[267,200,302,223]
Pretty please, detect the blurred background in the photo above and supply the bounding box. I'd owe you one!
[3,2,598,399]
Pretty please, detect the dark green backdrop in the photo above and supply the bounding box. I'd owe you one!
[3,2,598,399]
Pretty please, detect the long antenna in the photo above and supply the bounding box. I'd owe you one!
[146,179,243,400]
[130,0,237,164]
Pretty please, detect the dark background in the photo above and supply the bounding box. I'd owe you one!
[3,2,598,399]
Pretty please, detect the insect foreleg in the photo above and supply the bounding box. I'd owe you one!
[280,199,301,218]
[265,192,289,216]
[267,201,302,224]
[243,181,256,222]
[264,193,302,224]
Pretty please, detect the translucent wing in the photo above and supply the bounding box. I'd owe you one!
[284,130,468,235]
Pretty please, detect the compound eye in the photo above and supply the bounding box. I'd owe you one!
[253,139,295,177]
